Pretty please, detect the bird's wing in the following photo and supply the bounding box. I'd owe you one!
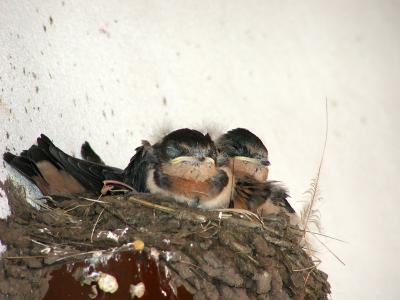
[123,141,155,192]
[80,141,105,165]
[234,179,295,213]
[4,134,123,195]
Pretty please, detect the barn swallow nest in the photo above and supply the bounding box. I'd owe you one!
[0,179,330,300]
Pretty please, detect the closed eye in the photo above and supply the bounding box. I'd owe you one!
[169,156,192,164]
[169,156,215,165]
[235,156,259,164]
[235,156,269,167]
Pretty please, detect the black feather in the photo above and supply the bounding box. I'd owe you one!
[267,181,295,213]
[45,142,123,192]
[123,144,154,192]
[235,179,295,214]
[3,152,42,180]
[4,134,123,194]
[81,141,105,165]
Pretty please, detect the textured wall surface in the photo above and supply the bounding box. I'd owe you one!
[1,1,399,299]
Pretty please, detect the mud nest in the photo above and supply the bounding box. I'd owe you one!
[0,179,330,300]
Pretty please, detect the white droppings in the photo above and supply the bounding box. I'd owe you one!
[164,251,173,262]
[121,227,129,235]
[129,282,145,298]
[92,251,103,258]
[38,227,51,234]
[97,228,129,242]
[162,239,170,245]
[0,186,10,219]
[98,272,118,293]
[53,249,69,255]
[40,247,51,254]
[86,250,114,267]
[89,284,98,299]
[164,265,170,278]
[150,247,160,260]
[0,240,7,256]
[106,231,119,242]
[161,290,167,296]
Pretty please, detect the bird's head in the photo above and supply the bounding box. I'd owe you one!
[155,128,218,181]
[216,128,270,182]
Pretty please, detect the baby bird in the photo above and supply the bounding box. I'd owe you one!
[216,128,299,225]
[122,128,233,209]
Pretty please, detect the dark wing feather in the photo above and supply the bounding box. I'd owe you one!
[81,141,105,165]
[4,134,123,194]
[123,142,155,192]
[266,181,295,213]
[234,177,272,209]
[3,152,43,181]
[38,135,123,192]
[234,179,295,213]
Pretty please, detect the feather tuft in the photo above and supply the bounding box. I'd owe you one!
[300,99,328,251]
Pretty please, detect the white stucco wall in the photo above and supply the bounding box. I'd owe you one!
[1,1,399,299]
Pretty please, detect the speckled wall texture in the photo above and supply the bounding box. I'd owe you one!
[1,1,400,299]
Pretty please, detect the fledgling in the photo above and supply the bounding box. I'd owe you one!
[122,128,233,209]
[216,128,299,225]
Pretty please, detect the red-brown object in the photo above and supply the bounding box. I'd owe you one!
[44,251,192,300]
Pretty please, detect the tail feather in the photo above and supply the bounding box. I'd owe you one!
[3,152,41,180]
[81,141,105,165]
[35,135,63,167]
